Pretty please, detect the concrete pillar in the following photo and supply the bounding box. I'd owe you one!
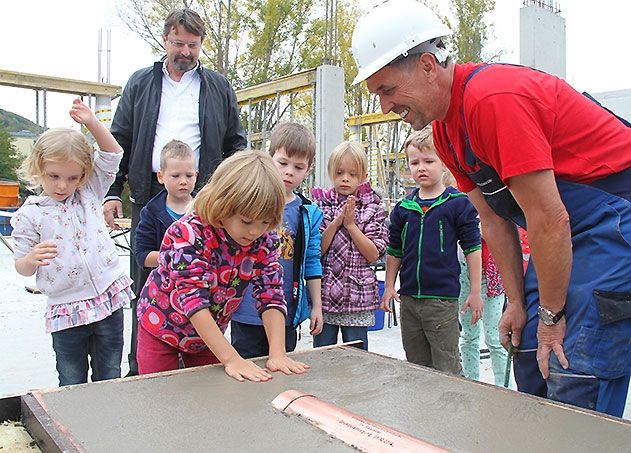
[520,1,566,78]
[314,65,345,188]
[95,94,113,130]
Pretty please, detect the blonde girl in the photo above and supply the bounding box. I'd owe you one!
[11,98,133,386]
[311,141,389,350]
[136,150,310,381]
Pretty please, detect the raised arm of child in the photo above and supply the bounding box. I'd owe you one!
[69,98,122,154]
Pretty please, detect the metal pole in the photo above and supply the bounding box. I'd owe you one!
[42,89,47,128]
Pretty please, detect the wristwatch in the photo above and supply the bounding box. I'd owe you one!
[537,306,565,326]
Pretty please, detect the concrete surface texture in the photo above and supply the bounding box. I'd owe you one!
[29,347,631,453]
[1,235,630,431]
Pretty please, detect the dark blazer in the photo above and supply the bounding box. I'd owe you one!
[108,59,246,205]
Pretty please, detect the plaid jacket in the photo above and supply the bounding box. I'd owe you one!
[312,183,388,313]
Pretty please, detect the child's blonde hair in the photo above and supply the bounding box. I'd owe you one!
[442,169,456,188]
[403,125,435,160]
[192,150,285,228]
[269,122,316,167]
[17,128,94,190]
[160,140,195,171]
[327,141,367,182]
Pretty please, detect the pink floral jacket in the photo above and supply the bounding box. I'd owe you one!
[138,214,286,353]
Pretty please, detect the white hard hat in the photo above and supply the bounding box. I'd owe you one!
[351,0,451,85]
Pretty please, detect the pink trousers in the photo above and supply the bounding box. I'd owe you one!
[137,325,219,374]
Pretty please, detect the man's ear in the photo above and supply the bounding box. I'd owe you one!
[418,52,439,81]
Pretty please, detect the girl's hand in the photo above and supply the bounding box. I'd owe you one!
[461,293,483,325]
[223,356,272,382]
[342,196,356,228]
[332,209,345,230]
[266,355,310,375]
[69,98,97,127]
[26,240,57,268]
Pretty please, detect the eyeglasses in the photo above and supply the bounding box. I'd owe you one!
[167,39,201,51]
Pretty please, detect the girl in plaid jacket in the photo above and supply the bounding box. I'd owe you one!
[311,141,389,350]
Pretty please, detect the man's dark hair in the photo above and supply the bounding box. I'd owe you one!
[163,8,206,41]
[390,38,451,72]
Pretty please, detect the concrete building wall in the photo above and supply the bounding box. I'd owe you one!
[520,4,566,78]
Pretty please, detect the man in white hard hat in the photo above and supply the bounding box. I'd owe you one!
[352,0,631,417]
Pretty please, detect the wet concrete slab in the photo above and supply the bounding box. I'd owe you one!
[26,346,631,452]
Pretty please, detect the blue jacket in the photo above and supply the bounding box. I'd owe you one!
[134,189,178,269]
[387,186,480,299]
[231,193,323,328]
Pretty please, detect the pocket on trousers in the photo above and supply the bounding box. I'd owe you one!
[569,289,631,379]
[594,290,631,325]
[432,300,458,330]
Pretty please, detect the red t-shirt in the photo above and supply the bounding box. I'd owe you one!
[433,63,631,193]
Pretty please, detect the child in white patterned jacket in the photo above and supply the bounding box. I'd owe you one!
[11,98,133,386]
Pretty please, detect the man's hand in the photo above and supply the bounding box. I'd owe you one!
[103,199,123,229]
[536,318,569,379]
[499,301,527,350]
[266,355,310,375]
[461,292,483,325]
[223,356,273,382]
[381,286,400,312]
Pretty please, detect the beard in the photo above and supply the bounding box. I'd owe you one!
[171,55,196,72]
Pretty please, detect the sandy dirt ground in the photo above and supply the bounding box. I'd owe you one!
[0,235,628,420]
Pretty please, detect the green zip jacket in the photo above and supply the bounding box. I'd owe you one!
[387,186,480,299]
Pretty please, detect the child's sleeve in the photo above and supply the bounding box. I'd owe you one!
[10,207,39,259]
[161,221,214,318]
[85,150,124,200]
[386,204,404,258]
[134,206,160,269]
[304,206,323,280]
[456,200,482,255]
[362,205,389,260]
[251,231,288,318]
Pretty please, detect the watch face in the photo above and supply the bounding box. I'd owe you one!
[537,306,555,326]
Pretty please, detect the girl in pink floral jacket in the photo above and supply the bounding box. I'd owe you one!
[311,141,389,350]
[137,150,309,382]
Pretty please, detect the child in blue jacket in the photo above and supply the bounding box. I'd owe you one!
[134,140,197,269]
[381,127,482,375]
[230,123,323,358]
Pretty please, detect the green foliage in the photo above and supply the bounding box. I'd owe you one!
[116,0,498,119]
[450,0,497,63]
[0,109,45,134]
[0,126,21,181]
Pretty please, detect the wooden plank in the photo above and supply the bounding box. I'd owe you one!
[346,112,402,127]
[0,69,121,98]
[21,393,81,453]
[236,68,316,105]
